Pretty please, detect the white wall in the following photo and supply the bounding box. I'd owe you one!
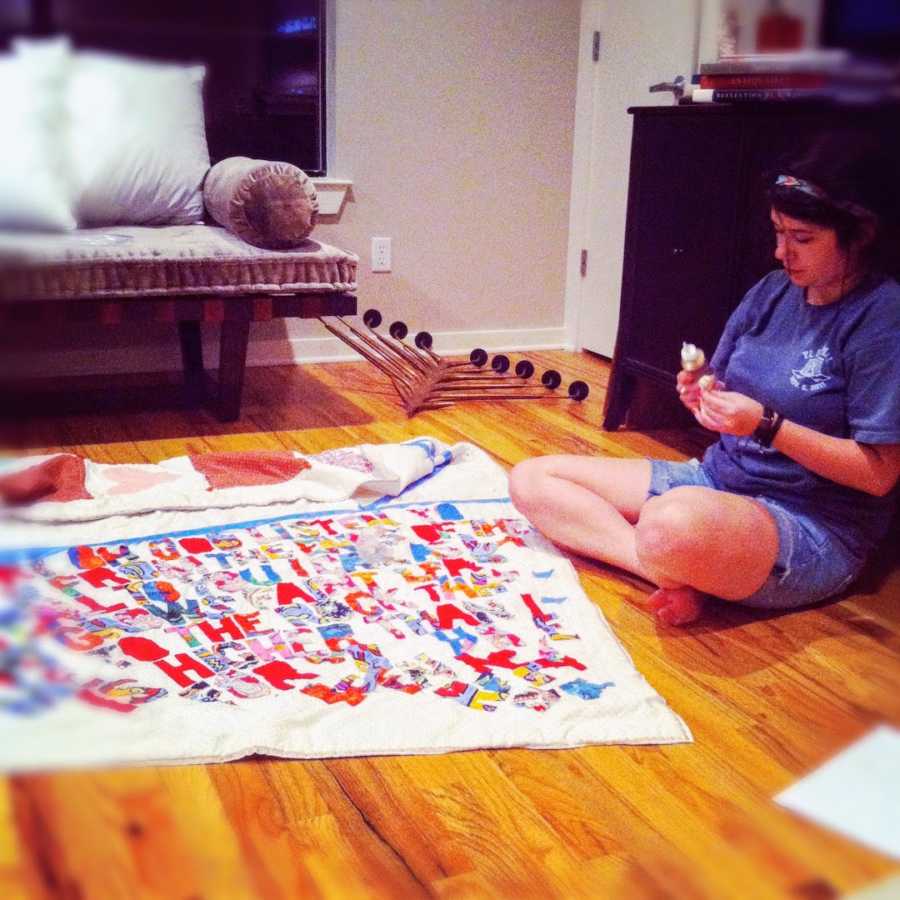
[316,0,581,348]
[14,0,582,378]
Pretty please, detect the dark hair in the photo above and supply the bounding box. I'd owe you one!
[765,131,900,278]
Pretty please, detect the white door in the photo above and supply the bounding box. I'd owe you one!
[566,0,703,357]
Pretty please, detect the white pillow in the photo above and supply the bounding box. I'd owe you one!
[65,50,210,226]
[0,40,76,232]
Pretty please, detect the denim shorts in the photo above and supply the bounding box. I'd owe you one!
[647,458,862,610]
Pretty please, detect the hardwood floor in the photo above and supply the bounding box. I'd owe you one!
[2,350,898,900]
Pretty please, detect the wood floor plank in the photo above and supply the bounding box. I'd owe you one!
[0,781,34,900]
[323,757,466,887]
[154,766,260,899]
[206,761,328,900]
[10,770,204,900]
[576,746,806,900]
[393,753,583,897]
[210,759,428,899]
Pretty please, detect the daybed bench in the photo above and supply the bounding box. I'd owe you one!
[0,216,358,421]
[1,40,358,421]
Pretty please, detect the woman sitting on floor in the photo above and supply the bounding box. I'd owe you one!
[509,133,900,625]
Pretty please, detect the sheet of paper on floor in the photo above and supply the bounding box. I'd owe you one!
[775,724,900,861]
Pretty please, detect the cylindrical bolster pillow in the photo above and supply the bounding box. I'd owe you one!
[203,156,319,250]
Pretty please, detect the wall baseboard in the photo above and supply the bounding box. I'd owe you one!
[9,327,572,378]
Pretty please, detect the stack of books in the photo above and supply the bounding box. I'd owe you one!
[691,48,900,105]
[692,48,836,104]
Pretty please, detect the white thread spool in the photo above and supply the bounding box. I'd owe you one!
[681,342,706,372]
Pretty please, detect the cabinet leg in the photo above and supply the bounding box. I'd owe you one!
[217,320,250,422]
[603,367,634,431]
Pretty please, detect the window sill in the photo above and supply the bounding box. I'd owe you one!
[312,178,352,216]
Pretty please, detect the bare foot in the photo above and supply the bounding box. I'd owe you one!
[647,587,704,626]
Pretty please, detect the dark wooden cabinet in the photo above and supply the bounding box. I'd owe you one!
[603,103,899,431]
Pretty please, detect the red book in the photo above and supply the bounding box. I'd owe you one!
[698,72,826,90]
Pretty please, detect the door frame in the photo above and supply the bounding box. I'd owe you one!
[564,0,711,355]
[562,0,604,352]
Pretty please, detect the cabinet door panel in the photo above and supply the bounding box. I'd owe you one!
[623,116,742,375]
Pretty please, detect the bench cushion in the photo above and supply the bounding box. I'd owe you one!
[0,224,358,302]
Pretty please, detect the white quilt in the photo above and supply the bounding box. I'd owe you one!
[0,439,690,770]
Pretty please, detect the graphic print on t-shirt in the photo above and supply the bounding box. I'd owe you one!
[791,345,832,392]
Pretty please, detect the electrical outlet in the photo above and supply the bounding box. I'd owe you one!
[371,237,391,272]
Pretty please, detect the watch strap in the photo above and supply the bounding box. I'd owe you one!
[753,405,784,447]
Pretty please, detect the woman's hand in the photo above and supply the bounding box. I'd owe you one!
[676,367,705,412]
[694,385,763,436]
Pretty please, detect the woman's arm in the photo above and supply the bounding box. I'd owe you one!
[695,388,900,497]
[773,421,900,497]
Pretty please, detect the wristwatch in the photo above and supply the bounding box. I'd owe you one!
[753,405,785,447]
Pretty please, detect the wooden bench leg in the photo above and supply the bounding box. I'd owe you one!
[217,320,250,422]
[178,321,205,406]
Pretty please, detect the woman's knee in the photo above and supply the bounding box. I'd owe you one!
[635,488,708,566]
[508,457,554,514]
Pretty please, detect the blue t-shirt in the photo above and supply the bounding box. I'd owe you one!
[702,269,900,561]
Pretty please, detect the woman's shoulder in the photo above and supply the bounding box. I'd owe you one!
[857,274,900,317]
[867,274,900,302]
[738,269,792,310]
[746,268,792,300]
[754,268,791,291]
[844,276,900,345]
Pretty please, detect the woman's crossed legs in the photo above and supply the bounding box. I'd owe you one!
[507,455,780,625]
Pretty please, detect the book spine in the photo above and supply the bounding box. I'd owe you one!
[699,54,845,75]
[698,72,826,89]
[709,88,829,102]
[699,61,815,74]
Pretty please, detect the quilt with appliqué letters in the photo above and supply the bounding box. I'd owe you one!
[0,438,690,770]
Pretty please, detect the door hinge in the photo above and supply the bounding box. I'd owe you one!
[592,31,601,62]
[580,249,588,277]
